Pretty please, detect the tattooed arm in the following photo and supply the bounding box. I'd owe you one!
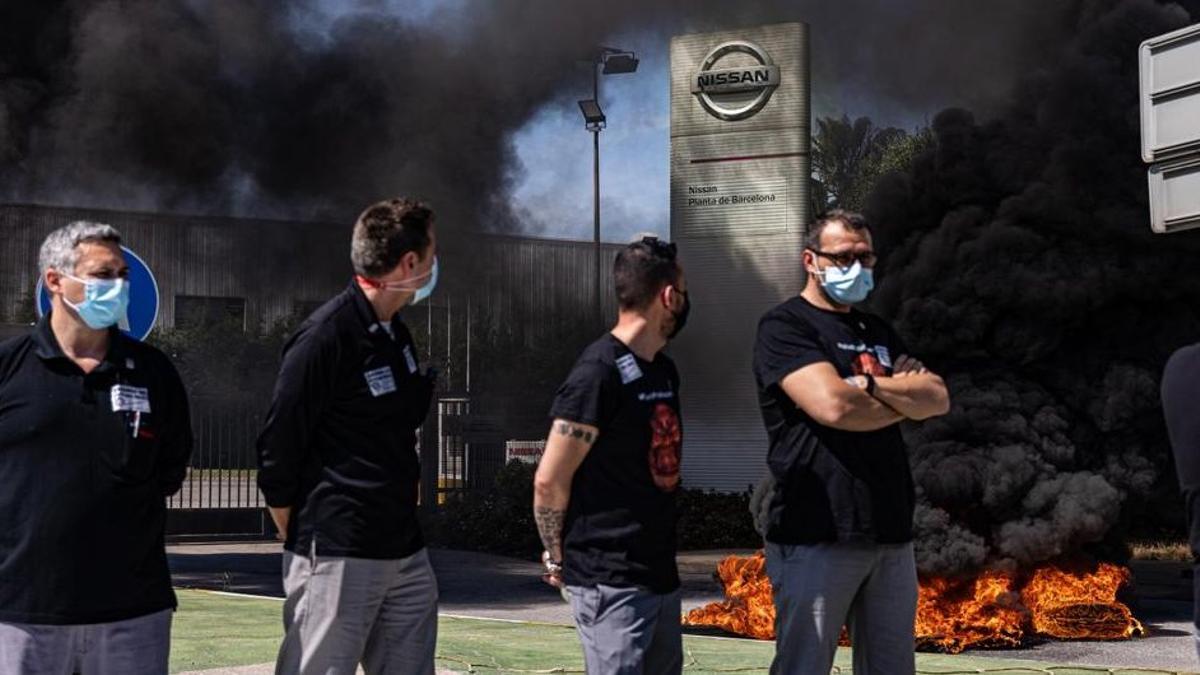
[533,419,599,587]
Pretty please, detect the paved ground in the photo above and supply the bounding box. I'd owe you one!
[167,543,1199,673]
[168,542,734,624]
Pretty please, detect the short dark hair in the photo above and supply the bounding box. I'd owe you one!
[351,198,434,277]
[614,236,681,310]
[805,209,871,250]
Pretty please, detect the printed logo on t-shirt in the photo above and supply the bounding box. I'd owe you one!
[648,403,682,492]
[851,351,887,377]
[402,345,418,374]
[616,353,643,384]
[364,366,397,397]
[111,384,151,413]
[637,389,674,402]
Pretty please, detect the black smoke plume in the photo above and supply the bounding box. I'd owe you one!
[3,0,1077,228]
[867,0,1200,575]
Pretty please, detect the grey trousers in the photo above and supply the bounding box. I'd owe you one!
[567,584,682,675]
[0,608,172,675]
[765,541,917,675]
[276,546,439,675]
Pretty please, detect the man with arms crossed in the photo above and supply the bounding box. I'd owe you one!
[753,210,950,675]
[257,198,440,674]
[0,222,192,674]
[534,236,689,674]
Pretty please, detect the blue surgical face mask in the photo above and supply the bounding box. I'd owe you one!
[819,261,874,305]
[411,257,438,305]
[64,274,130,329]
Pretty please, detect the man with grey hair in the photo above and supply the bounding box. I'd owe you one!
[0,221,192,674]
[258,198,440,674]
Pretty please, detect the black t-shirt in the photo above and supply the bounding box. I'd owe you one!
[753,295,914,545]
[0,316,192,624]
[550,334,683,593]
[257,282,433,559]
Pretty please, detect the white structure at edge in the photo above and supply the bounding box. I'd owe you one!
[669,23,810,491]
[1140,22,1200,234]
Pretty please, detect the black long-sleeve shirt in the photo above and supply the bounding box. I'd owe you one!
[1164,343,1200,556]
[0,315,192,624]
[257,281,433,559]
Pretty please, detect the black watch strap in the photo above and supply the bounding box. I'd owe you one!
[863,373,877,396]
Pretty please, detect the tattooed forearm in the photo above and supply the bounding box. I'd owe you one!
[534,505,566,560]
[553,422,595,445]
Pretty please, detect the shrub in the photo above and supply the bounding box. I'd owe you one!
[676,487,762,551]
[424,461,542,558]
[424,461,764,557]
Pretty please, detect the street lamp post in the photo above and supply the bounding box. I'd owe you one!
[577,47,638,328]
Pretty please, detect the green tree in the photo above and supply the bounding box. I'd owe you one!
[843,126,934,210]
[811,114,905,211]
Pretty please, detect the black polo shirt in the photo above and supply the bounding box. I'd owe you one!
[753,296,914,545]
[257,281,433,559]
[0,315,192,625]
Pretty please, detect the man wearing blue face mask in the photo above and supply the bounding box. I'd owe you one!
[752,210,951,675]
[0,221,192,674]
[257,198,440,675]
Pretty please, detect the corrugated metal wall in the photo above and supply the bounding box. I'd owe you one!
[0,203,620,341]
[0,203,349,331]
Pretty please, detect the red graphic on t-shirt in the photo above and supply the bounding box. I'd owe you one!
[852,351,887,377]
[649,403,682,492]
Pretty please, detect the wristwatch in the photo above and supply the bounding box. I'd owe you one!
[863,373,877,397]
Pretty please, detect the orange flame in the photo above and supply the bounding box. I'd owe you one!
[683,552,1144,653]
[682,552,777,640]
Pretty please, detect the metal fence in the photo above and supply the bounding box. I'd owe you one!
[433,397,512,503]
[168,400,264,510]
[165,396,525,537]
[165,399,267,539]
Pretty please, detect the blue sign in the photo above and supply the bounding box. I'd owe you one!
[36,245,161,341]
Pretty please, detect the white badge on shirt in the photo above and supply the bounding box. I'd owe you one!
[364,366,397,397]
[111,384,151,414]
[616,353,643,385]
[875,345,892,369]
[402,345,418,374]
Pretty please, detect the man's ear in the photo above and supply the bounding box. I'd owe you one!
[803,250,822,276]
[44,269,63,295]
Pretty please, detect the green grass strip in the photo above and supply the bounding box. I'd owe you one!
[170,590,1198,675]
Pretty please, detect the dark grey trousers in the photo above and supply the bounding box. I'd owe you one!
[567,584,682,675]
[0,608,172,675]
[765,541,917,675]
[276,546,439,675]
